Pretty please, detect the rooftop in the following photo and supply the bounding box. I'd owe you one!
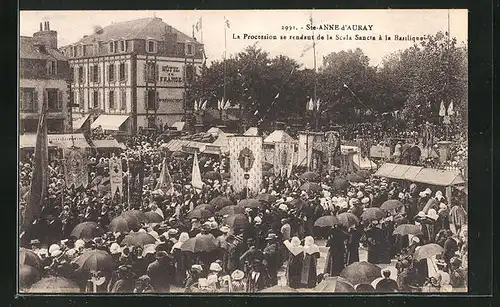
[20,36,66,61]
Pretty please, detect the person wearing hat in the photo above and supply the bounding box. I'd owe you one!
[375,268,399,292]
[133,275,155,293]
[346,224,363,265]
[283,237,304,288]
[262,233,280,286]
[206,262,223,292]
[449,257,466,289]
[146,251,174,293]
[227,232,246,274]
[170,232,190,287]
[215,226,230,273]
[245,259,270,292]
[365,219,383,265]
[239,238,265,275]
[109,265,136,293]
[300,236,320,288]
[230,269,246,292]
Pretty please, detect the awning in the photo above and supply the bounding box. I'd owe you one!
[91,115,129,131]
[72,114,90,131]
[203,145,221,155]
[374,163,465,186]
[244,127,258,136]
[92,139,127,150]
[20,133,91,149]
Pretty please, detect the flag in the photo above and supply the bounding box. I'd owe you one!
[307,98,314,111]
[23,101,48,229]
[439,101,446,117]
[195,17,202,32]
[224,99,231,110]
[201,100,207,110]
[191,152,203,191]
[156,158,173,195]
[447,101,454,116]
[194,99,199,111]
[274,93,280,99]
[254,110,259,116]
[225,19,230,28]
[217,99,222,110]
[316,98,322,111]
[343,83,348,88]
[64,147,88,189]
[109,156,123,198]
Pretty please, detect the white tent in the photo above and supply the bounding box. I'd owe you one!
[263,130,294,145]
[244,127,258,136]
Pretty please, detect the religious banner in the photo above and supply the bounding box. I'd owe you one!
[156,158,174,195]
[63,147,88,189]
[325,131,341,171]
[273,142,294,177]
[228,136,262,196]
[191,152,203,191]
[109,156,123,198]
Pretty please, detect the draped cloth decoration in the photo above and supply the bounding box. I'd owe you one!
[109,156,123,198]
[274,142,294,177]
[64,147,89,189]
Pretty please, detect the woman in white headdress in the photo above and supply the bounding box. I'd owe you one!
[283,237,303,288]
[300,236,320,288]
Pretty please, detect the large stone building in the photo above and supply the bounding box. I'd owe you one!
[20,21,71,134]
[60,17,205,134]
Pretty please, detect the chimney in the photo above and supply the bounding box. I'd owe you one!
[34,20,58,49]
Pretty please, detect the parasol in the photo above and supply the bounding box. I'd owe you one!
[393,224,422,236]
[144,211,164,223]
[121,232,157,247]
[181,236,217,253]
[413,243,444,261]
[70,222,104,241]
[299,171,319,181]
[336,212,360,228]
[361,208,386,222]
[314,215,340,228]
[73,249,115,273]
[313,276,355,292]
[339,261,382,285]
[187,208,214,220]
[217,205,245,216]
[237,198,262,209]
[380,200,404,212]
[29,276,80,293]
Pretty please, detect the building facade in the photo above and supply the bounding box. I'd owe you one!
[20,21,71,134]
[60,17,204,134]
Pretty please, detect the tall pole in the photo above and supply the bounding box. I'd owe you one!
[200,16,204,44]
[222,17,227,121]
[311,12,318,131]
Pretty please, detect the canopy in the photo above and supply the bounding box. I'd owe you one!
[244,127,258,136]
[92,139,126,150]
[210,132,233,155]
[171,121,185,131]
[72,114,90,131]
[91,115,129,131]
[263,130,294,144]
[20,133,90,149]
[352,154,376,170]
[206,127,223,136]
[374,163,465,186]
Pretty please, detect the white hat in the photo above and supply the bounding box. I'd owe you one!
[108,242,121,254]
[148,230,159,240]
[138,228,147,233]
[65,249,77,257]
[220,226,230,233]
[349,198,359,206]
[74,239,85,249]
[142,244,157,257]
[424,188,432,195]
[347,191,354,197]
[417,211,426,218]
[254,216,262,224]
[411,236,420,243]
[331,197,339,204]
[278,203,288,211]
[398,192,405,199]
[427,209,439,220]
[339,201,349,209]
[51,249,62,257]
[361,197,370,204]
[48,244,60,255]
[231,269,245,281]
[209,262,222,272]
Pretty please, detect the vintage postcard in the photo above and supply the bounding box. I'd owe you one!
[18,9,468,294]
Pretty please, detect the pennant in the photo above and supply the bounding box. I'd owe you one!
[447,101,454,116]
[156,158,174,195]
[195,17,202,32]
[274,93,280,99]
[64,147,89,189]
[224,99,231,110]
[217,99,222,110]
[439,101,446,117]
[191,152,203,191]
[193,99,199,111]
[201,100,207,110]
[254,110,259,116]
[109,156,123,199]
[307,98,314,111]
[23,101,48,229]
[316,98,322,111]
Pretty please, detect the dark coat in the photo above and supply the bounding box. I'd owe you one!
[147,259,173,292]
[346,228,362,265]
[286,251,303,288]
[324,229,347,276]
[300,252,320,288]
[245,269,269,292]
[365,226,383,264]
[375,278,399,292]
[263,242,280,286]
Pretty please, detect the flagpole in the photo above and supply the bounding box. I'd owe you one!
[127,155,131,211]
[223,16,227,121]
[311,12,319,131]
[200,16,204,44]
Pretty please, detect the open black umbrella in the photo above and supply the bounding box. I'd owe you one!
[29,276,80,293]
[256,193,278,204]
[109,216,132,233]
[314,277,355,292]
[300,182,322,193]
[361,208,385,222]
[209,196,234,209]
[217,205,245,216]
[187,208,214,220]
[346,173,364,183]
[73,249,115,274]
[195,204,216,212]
[20,265,40,289]
[20,248,41,269]
[237,198,262,209]
[145,211,164,223]
[181,236,217,253]
[314,215,340,228]
[121,210,148,224]
[333,178,350,191]
[393,224,422,236]
[380,200,404,212]
[288,198,306,211]
[299,171,319,181]
[70,222,104,241]
[340,261,382,285]
[224,214,249,230]
[336,212,360,228]
[121,232,157,247]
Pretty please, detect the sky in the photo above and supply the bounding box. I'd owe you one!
[20,9,467,69]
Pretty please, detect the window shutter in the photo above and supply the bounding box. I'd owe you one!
[98,91,102,109]
[58,90,63,110]
[124,63,128,82]
[33,90,38,112]
[144,90,148,110]
[144,64,147,82]
[83,67,86,84]
[97,65,101,83]
[115,63,118,82]
[89,66,94,83]
[74,67,78,83]
[43,90,48,110]
[155,91,159,110]
[156,64,159,82]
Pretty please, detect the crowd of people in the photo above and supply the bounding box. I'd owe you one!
[19,130,468,293]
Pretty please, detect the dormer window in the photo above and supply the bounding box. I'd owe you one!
[47,60,57,75]
[185,43,194,56]
[71,46,76,57]
[119,40,127,52]
[146,40,157,53]
[109,41,118,53]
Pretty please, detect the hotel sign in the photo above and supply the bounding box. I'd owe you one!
[159,64,184,84]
